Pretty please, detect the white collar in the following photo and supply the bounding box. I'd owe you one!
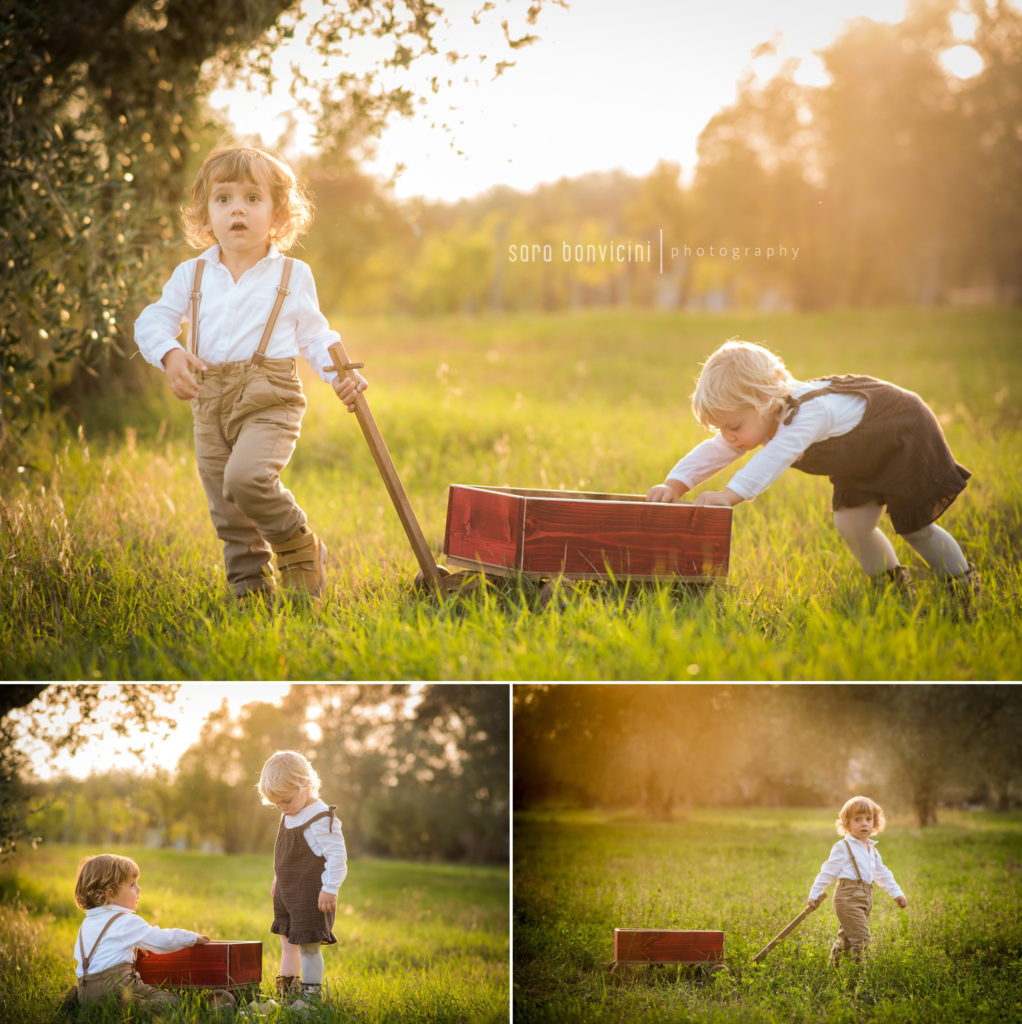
[844,834,878,848]
[198,243,282,266]
[284,797,328,827]
[85,904,134,917]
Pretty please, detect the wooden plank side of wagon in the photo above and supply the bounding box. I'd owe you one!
[135,941,262,990]
[519,495,731,580]
[135,944,230,987]
[444,484,525,573]
[613,929,725,964]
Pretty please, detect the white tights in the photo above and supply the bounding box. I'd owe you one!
[832,502,968,579]
[280,937,324,984]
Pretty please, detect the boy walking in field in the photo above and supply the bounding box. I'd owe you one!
[135,145,366,602]
[807,796,908,964]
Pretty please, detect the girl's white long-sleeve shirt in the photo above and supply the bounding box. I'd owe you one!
[808,835,904,901]
[666,379,868,500]
[133,245,341,384]
[74,904,203,978]
[280,798,348,894]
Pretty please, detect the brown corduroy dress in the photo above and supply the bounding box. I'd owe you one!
[782,375,971,535]
[270,806,338,946]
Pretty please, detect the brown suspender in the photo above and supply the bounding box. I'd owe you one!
[252,257,293,366]
[842,838,867,883]
[78,911,127,981]
[188,260,205,357]
[782,385,834,425]
[188,257,293,363]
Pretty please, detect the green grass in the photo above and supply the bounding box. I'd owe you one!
[1,307,1020,679]
[0,844,508,1023]
[513,807,1022,1024]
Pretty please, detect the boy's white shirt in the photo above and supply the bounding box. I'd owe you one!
[73,904,202,978]
[666,379,868,501]
[808,834,904,901]
[279,797,348,895]
[134,245,341,384]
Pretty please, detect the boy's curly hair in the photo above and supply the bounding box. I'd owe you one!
[74,854,140,910]
[691,338,795,430]
[835,795,887,836]
[181,145,313,252]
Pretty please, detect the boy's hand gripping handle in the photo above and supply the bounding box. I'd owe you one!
[325,340,444,593]
[751,891,828,963]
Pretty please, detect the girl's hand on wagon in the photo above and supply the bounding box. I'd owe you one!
[318,890,337,913]
[646,480,686,503]
[693,488,742,507]
[195,935,211,944]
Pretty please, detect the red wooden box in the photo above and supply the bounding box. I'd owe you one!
[134,941,262,992]
[443,485,731,581]
[613,929,724,964]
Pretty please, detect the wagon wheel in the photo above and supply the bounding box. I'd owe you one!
[412,563,451,592]
[537,579,576,611]
[606,961,635,983]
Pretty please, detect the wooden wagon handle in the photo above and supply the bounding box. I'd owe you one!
[324,341,443,593]
[751,891,828,963]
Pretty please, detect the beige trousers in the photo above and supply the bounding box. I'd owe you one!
[191,359,307,597]
[78,961,176,1008]
[830,878,873,963]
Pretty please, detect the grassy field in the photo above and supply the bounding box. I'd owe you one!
[1,306,1020,679]
[0,844,508,1023]
[513,807,1022,1024]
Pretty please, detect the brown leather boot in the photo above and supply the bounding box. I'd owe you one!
[275,974,300,1002]
[945,563,981,621]
[272,524,327,598]
[873,565,916,599]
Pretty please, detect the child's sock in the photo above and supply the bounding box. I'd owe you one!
[900,523,969,579]
[299,943,325,985]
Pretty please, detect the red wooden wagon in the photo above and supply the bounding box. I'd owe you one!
[442,485,731,591]
[134,941,262,1001]
[608,929,725,980]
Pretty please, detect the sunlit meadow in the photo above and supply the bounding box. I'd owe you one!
[513,807,1022,1024]
[1,307,1019,679]
[0,845,507,1023]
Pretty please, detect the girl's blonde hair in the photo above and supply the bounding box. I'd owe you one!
[691,338,795,430]
[181,146,313,251]
[835,795,887,836]
[258,750,321,805]
[73,854,140,910]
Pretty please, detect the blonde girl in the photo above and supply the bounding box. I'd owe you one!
[258,750,347,1006]
[647,339,978,609]
[72,853,210,1008]
[806,796,908,964]
[135,145,367,601]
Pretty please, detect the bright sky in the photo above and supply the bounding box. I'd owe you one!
[202,0,980,202]
[19,684,292,781]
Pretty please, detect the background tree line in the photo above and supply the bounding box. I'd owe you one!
[301,0,1021,316]
[8,684,509,863]
[514,684,1022,827]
